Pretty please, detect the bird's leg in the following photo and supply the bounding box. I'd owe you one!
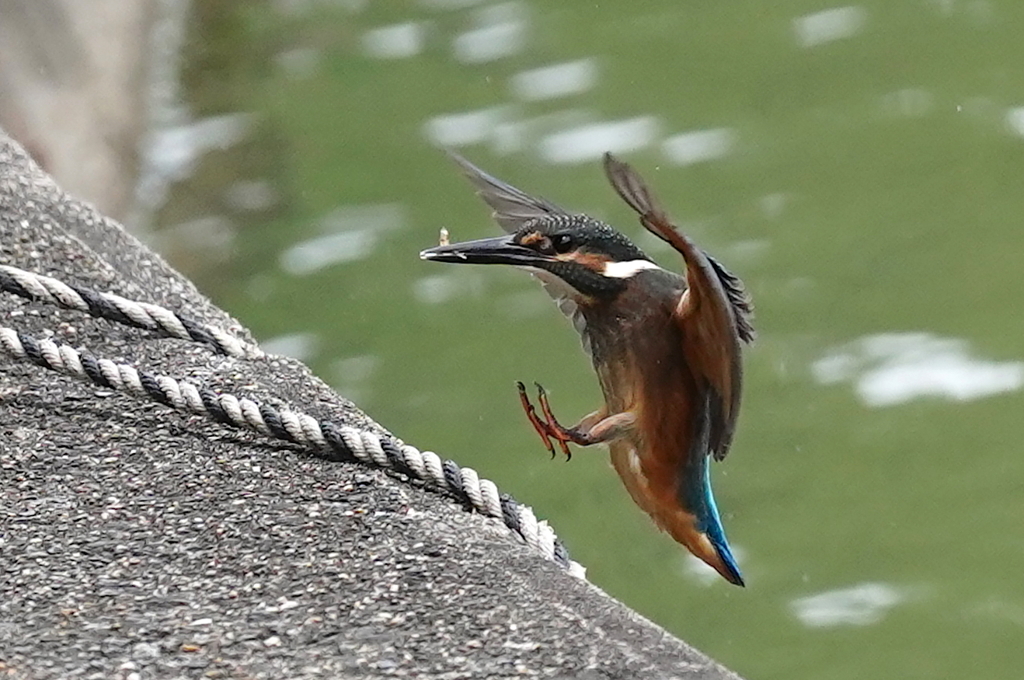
[516,382,635,460]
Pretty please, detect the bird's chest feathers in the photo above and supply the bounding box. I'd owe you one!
[583,297,681,413]
[580,278,711,482]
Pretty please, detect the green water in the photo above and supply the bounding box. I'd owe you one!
[158,1,1024,677]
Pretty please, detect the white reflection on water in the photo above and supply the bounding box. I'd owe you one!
[424,106,513,147]
[814,333,1024,407]
[362,22,425,60]
[662,128,736,166]
[510,59,598,102]
[793,6,867,48]
[281,231,376,274]
[1005,107,1024,138]
[280,204,405,275]
[146,114,253,185]
[492,109,592,155]
[539,116,660,164]
[791,582,908,628]
[261,332,320,361]
[453,2,526,63]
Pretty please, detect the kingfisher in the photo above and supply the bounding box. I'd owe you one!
[420,151,755,586]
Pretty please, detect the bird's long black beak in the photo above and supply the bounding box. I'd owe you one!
[420,234,550,267]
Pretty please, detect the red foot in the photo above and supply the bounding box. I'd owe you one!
[516,381,574,460]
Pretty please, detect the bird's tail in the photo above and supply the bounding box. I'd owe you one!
[688,464,744,586]
[611,446,745,586]
[670,455,744,586]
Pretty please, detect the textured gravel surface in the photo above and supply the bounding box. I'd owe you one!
[0,131,743,679]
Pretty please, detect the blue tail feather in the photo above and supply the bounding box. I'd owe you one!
[684,456,744,586]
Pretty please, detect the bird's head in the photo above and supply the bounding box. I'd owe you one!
[420,216,657,302]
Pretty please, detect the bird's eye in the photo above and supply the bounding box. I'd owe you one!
[552,234,574,254]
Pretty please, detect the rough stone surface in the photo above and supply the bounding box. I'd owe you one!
[0,131,744,679]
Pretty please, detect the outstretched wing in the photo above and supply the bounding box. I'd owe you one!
[602,153,755,344]
[446,150,594,356]
[603,152,752,460]
[446,150,569,233]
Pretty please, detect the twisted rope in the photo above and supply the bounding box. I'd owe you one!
[0,264,263,359]
[0,324,584,578]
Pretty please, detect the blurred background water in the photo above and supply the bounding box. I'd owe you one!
[127,0,1024,677]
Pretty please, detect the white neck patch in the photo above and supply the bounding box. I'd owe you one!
[601,259,662,279]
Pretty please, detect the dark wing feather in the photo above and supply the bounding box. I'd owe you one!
[705,254,756,344]
[447,150,594,357]
[601,152,660,218]
[446,150,569,233]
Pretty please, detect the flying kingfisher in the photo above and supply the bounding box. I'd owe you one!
[420,152,755,586]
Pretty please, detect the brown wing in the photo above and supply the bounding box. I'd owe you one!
[602,152,751,460]
[602,153,754,342]
[446,150,570,233]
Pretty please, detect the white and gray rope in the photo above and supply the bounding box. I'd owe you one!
[0,278,585,577]
[0,264,263,359]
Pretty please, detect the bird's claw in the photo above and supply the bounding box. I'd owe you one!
[516,381,573,460]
